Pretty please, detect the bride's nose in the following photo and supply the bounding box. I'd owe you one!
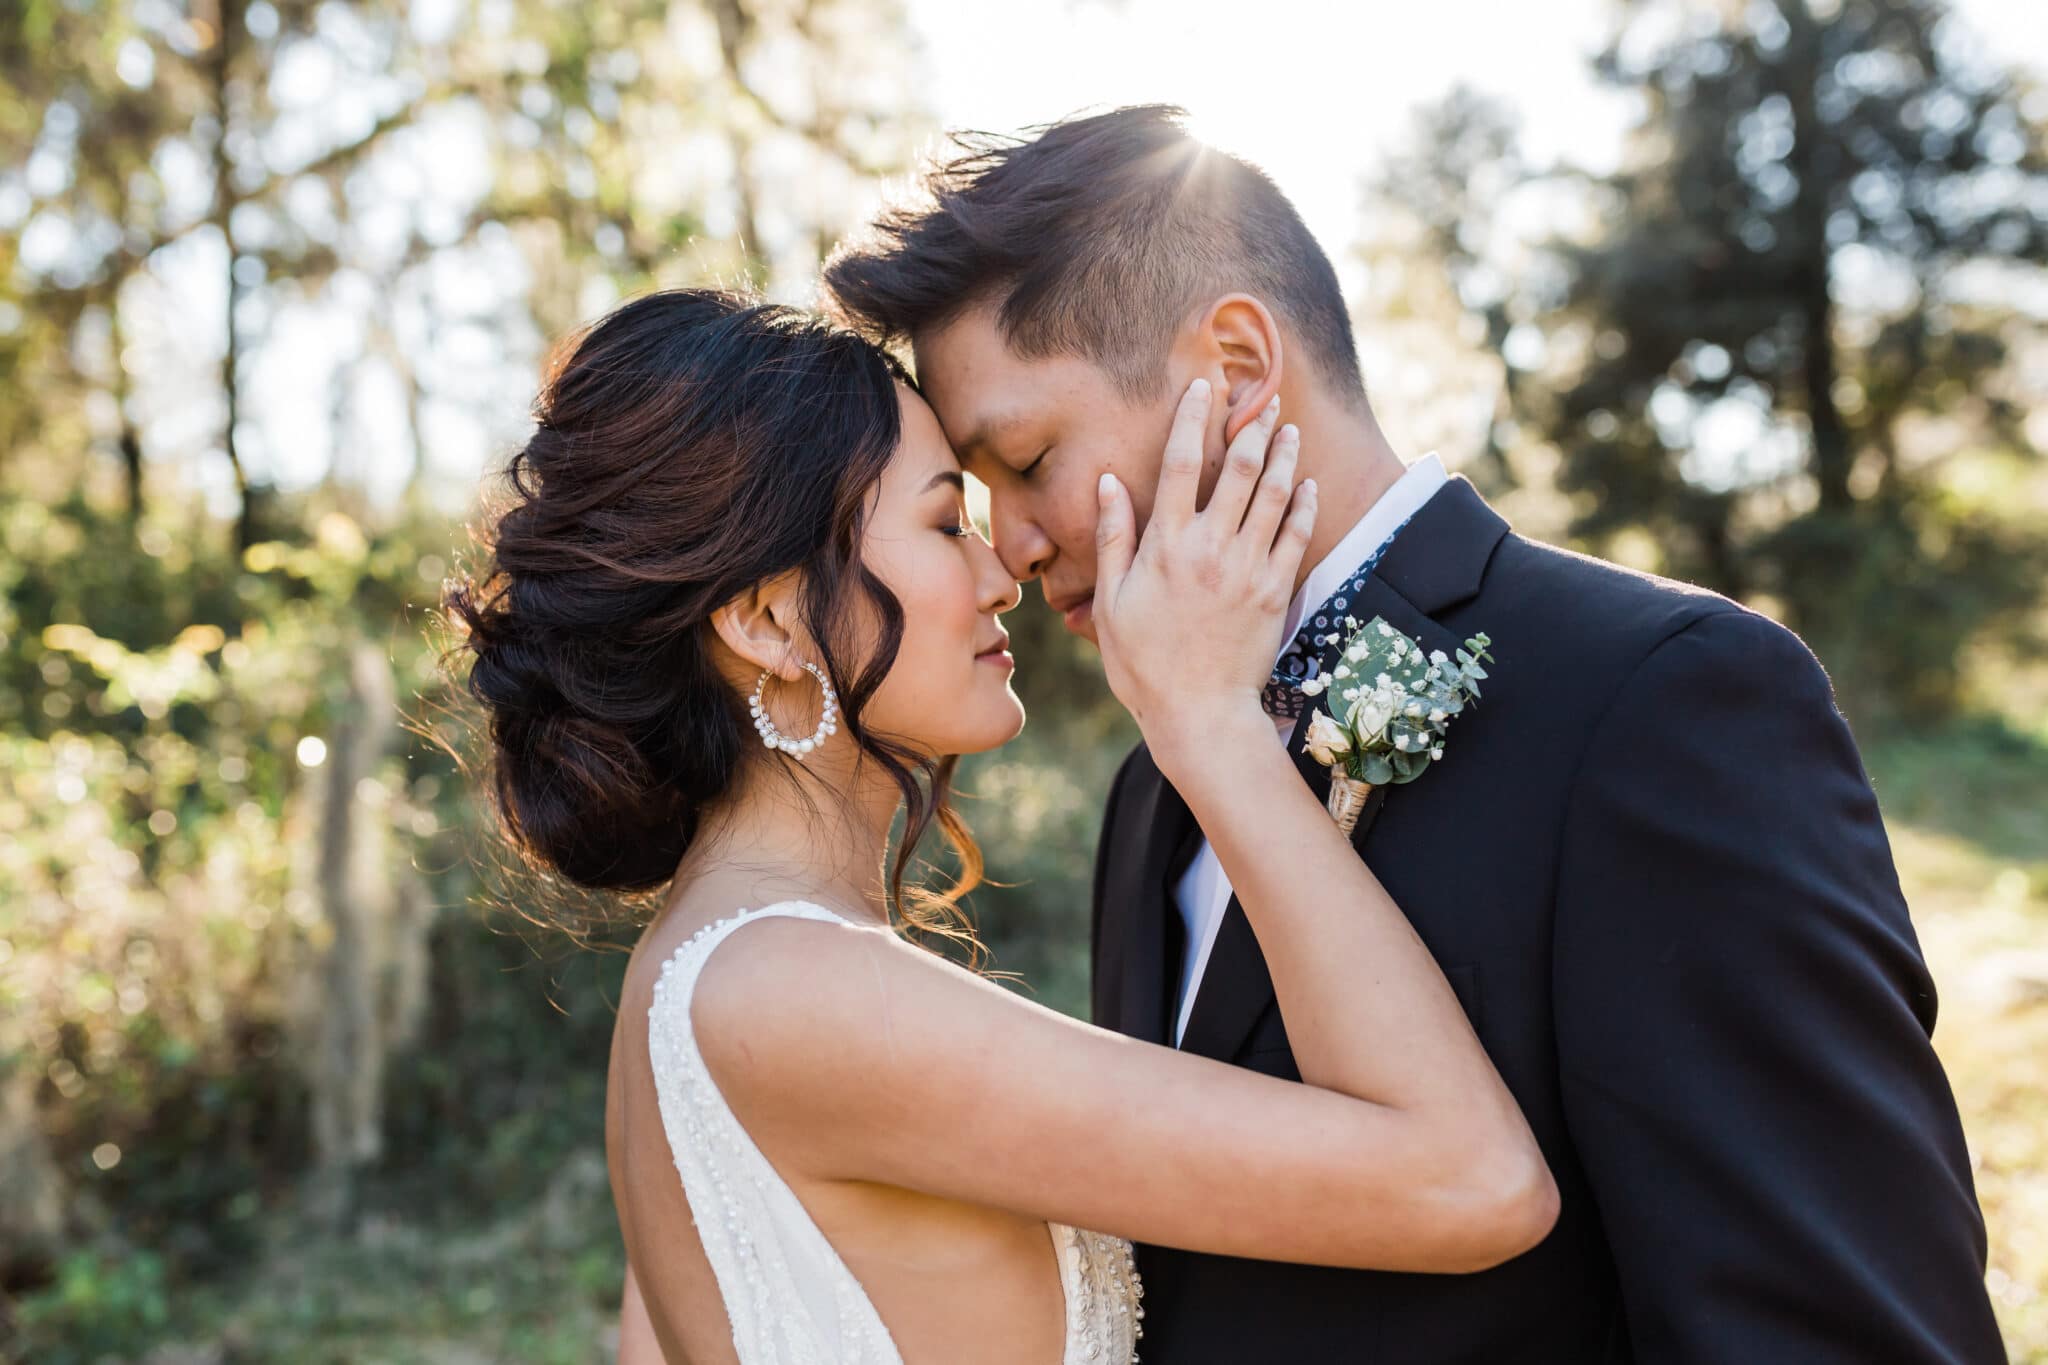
[971,535,1024,615]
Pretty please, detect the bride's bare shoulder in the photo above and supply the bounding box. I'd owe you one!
[688,907,911,1041]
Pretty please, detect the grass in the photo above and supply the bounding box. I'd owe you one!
[1870,713,2048,1361]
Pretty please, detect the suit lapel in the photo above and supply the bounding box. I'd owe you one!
[1097,748,1201,1048]
[1173,476,1511,1065]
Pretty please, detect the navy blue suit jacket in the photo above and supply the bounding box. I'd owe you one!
[1090,477,2001,1363]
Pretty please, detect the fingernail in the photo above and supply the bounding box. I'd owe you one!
[1099,472,1117,502]
[1264,395,1280,420]
[1189,377,1210,400]
[1302,478,1318,496]
[1279,423,1299,443]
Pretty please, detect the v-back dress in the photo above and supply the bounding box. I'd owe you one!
[645,900,1145,1363]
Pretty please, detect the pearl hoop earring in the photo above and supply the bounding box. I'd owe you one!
[749,661,839,759]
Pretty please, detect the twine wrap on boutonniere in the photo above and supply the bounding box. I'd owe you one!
[1297,616,1495,835]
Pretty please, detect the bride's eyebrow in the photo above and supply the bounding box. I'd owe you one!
[922,471,966,494]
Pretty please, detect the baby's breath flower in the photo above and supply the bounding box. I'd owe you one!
[1302,615,1494,793]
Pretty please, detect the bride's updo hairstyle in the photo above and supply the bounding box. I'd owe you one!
[443,289,980,947]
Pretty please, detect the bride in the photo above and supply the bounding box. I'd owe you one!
[446,289,1556,1364]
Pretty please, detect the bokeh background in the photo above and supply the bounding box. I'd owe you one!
[4,0,2046,1360]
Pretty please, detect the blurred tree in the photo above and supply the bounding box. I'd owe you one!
[1359,87,1533,494]
[1,0,477,546]
[1382,0,2048,717]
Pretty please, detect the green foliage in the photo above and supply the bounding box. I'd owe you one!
[1377,0,2048,723]
[1530,0,2046,716]
[1,1,934,1355]
[13,1248,172,1364]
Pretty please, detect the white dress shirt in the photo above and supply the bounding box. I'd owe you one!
[1170,452,1449,1046]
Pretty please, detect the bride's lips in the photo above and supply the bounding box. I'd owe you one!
[976,634,1014,671]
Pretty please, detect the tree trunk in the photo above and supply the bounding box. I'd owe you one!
[203,0,258,549]
[108,293,145,525]
[1784,0,1853,511]
[299,642,432,1231]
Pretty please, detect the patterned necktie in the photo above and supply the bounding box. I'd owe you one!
[1262,508,1420,721]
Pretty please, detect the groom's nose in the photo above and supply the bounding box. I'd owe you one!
[988,496,1055,583]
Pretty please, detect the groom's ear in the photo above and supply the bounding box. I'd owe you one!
[1193,294,1285,445]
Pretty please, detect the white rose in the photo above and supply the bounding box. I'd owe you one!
[1350,688,1396,738]
[1305,711,1352,766]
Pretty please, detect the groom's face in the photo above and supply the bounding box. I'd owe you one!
[913,307,1196,645]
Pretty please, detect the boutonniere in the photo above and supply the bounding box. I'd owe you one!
[1298,616,1495,835]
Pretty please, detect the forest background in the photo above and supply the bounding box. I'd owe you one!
[3,0,2046,1359]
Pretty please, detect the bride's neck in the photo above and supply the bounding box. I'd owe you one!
[672,753,901,928]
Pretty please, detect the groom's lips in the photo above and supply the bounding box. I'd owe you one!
[1054,594,1094,634]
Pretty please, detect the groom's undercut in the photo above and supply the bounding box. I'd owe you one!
[823,104,1367,405]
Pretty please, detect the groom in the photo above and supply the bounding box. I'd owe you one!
[825,106,2002,1362]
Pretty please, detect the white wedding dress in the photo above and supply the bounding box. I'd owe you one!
[647,900,1145,1364]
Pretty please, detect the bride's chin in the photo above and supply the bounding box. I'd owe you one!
[960,700,1028,756]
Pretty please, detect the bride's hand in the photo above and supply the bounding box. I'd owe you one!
[1093,378,1318,770]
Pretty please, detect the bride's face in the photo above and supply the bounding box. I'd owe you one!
[849,385,1025,758]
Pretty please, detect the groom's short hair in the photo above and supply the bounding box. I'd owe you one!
[823,104,1366,404]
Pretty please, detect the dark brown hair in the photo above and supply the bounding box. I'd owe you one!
[823,103,1366,404]
[442,289,981,951]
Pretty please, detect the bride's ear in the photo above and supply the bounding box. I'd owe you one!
[710,573,809,681]
[1199,294,1285,444]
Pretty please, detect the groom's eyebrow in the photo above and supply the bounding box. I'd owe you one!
[957,414,1025,461]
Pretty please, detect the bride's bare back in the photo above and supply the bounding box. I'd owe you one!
[606,892,1069,1364]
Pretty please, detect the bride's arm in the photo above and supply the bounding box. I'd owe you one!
[1091,380,1531,1151]
[697,890,1549,1272]
[696,382,1555,1272]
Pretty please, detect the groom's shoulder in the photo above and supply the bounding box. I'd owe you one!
[1483,532,1819,687]
[1495,532,1728,631]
